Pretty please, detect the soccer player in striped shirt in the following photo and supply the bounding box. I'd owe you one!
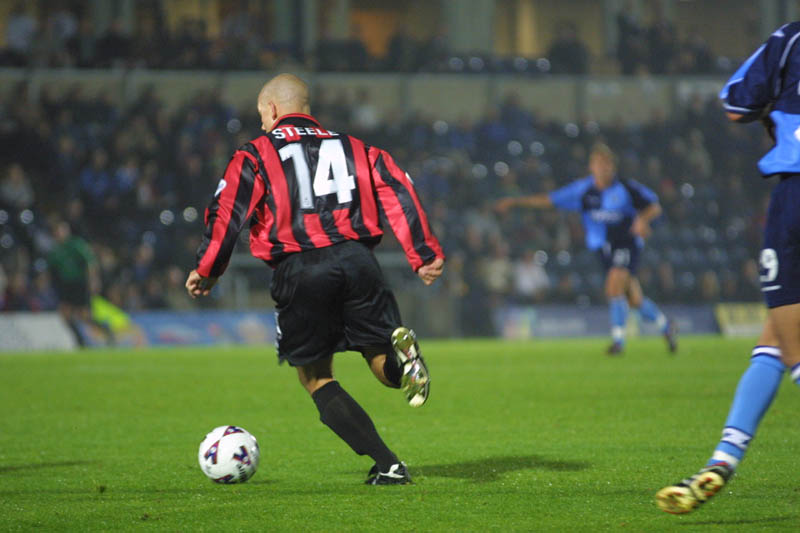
[656,22,800,514]
[185,74,445,485]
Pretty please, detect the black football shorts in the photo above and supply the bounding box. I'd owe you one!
[270,240,403,366]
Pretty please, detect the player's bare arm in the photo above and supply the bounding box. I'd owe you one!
[632,203,662,239]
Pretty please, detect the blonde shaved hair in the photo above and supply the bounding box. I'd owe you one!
[257,73,311,130]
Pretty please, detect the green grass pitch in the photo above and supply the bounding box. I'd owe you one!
[1,337,799,531]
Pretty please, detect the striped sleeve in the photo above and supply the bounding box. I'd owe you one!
[196,149,265,278]
[368,147,444,271]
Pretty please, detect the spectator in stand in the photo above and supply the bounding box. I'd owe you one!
[171,18,211,69]
[646,4,677,74]
[79,149,113,214]
[0,163,35,211]
[616,1,645,74]
[351,89,381,135]
[2,272,32,311]
[547,22,589,75]
[2,2,37,66]
[66,16,96,67]
[386,24,418,72]
[29,270,58,311]
[675,31,715,74]
[131,17,168,69]
[513,250,551,303]
[95,19,131,67]
[0,75,772,316]
[483,241,513,301]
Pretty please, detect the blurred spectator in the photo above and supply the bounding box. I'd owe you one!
[95,19,131,67]
[513,250,550,303]
[647,6,677,74]
[483,242,513,297]
[47,3,78,44]
[351,89,381,134]
[132,17,167,68]
[171,18,210,69]
[0,71,769,318]
[0,163,35,210]
[675,32,714,74]
[66,16,96,67]
[2,2,37,66]
[29,271,58,311]
[616,2,645,74]
[3,271,32,311]
[700,270,721,301]
[386,24,418,72]
[547,22,589,75]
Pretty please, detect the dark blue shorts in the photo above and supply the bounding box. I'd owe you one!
[761,175,800,308]
[597,242,641,274]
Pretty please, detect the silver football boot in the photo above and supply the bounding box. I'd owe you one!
[391,327,430,407]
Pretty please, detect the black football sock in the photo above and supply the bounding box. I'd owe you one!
[312,381,398,471]
[382,353,403,388]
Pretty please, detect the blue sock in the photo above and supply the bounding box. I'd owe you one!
[638,297,668,332]
[706,346,785,469]
[792,363,800,386]
[609,297,628,344]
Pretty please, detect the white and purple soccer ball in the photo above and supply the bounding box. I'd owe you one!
[198,426,260,484]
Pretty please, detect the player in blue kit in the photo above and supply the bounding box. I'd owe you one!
[496,143,677,355]
[656,23,800,514]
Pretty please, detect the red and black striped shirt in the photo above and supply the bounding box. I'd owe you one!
[196,114,444,278]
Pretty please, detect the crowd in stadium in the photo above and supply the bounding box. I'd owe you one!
[0,75,769,317]
[1,1,721,75]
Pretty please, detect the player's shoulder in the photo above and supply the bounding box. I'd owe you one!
[618,176,647,190]
[571,175,595,190]
[619,177,658,199]
[232,140,263,163]
[776,21,800,37]
[763,22,800,46]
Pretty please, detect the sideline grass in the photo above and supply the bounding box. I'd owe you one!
[1,337,799,531]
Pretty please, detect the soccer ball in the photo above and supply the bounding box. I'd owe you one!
[197,426,260,484]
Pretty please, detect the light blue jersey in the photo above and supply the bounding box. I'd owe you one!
[720,21,800,176]
[548,176,658,251]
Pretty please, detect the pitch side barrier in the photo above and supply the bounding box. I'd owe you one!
[494,304,720,339]
[0,305,729,351]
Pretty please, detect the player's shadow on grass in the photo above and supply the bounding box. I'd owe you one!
[680,515,799,527]
[417,455,590,483]
[0,460,96,474]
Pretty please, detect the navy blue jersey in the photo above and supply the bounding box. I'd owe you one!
[548,176,658,251]
[720,22,800,176]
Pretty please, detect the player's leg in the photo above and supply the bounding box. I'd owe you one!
[656,177,800,514]
[627,277,677,352]
[772,302,800,377]
[364,349,402,388]
[273,246,409,485]
[340,242,430,407]
[605,266,630,354]
[363,340,430,407]
[655,317,782,514]
[297,356,408,484]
